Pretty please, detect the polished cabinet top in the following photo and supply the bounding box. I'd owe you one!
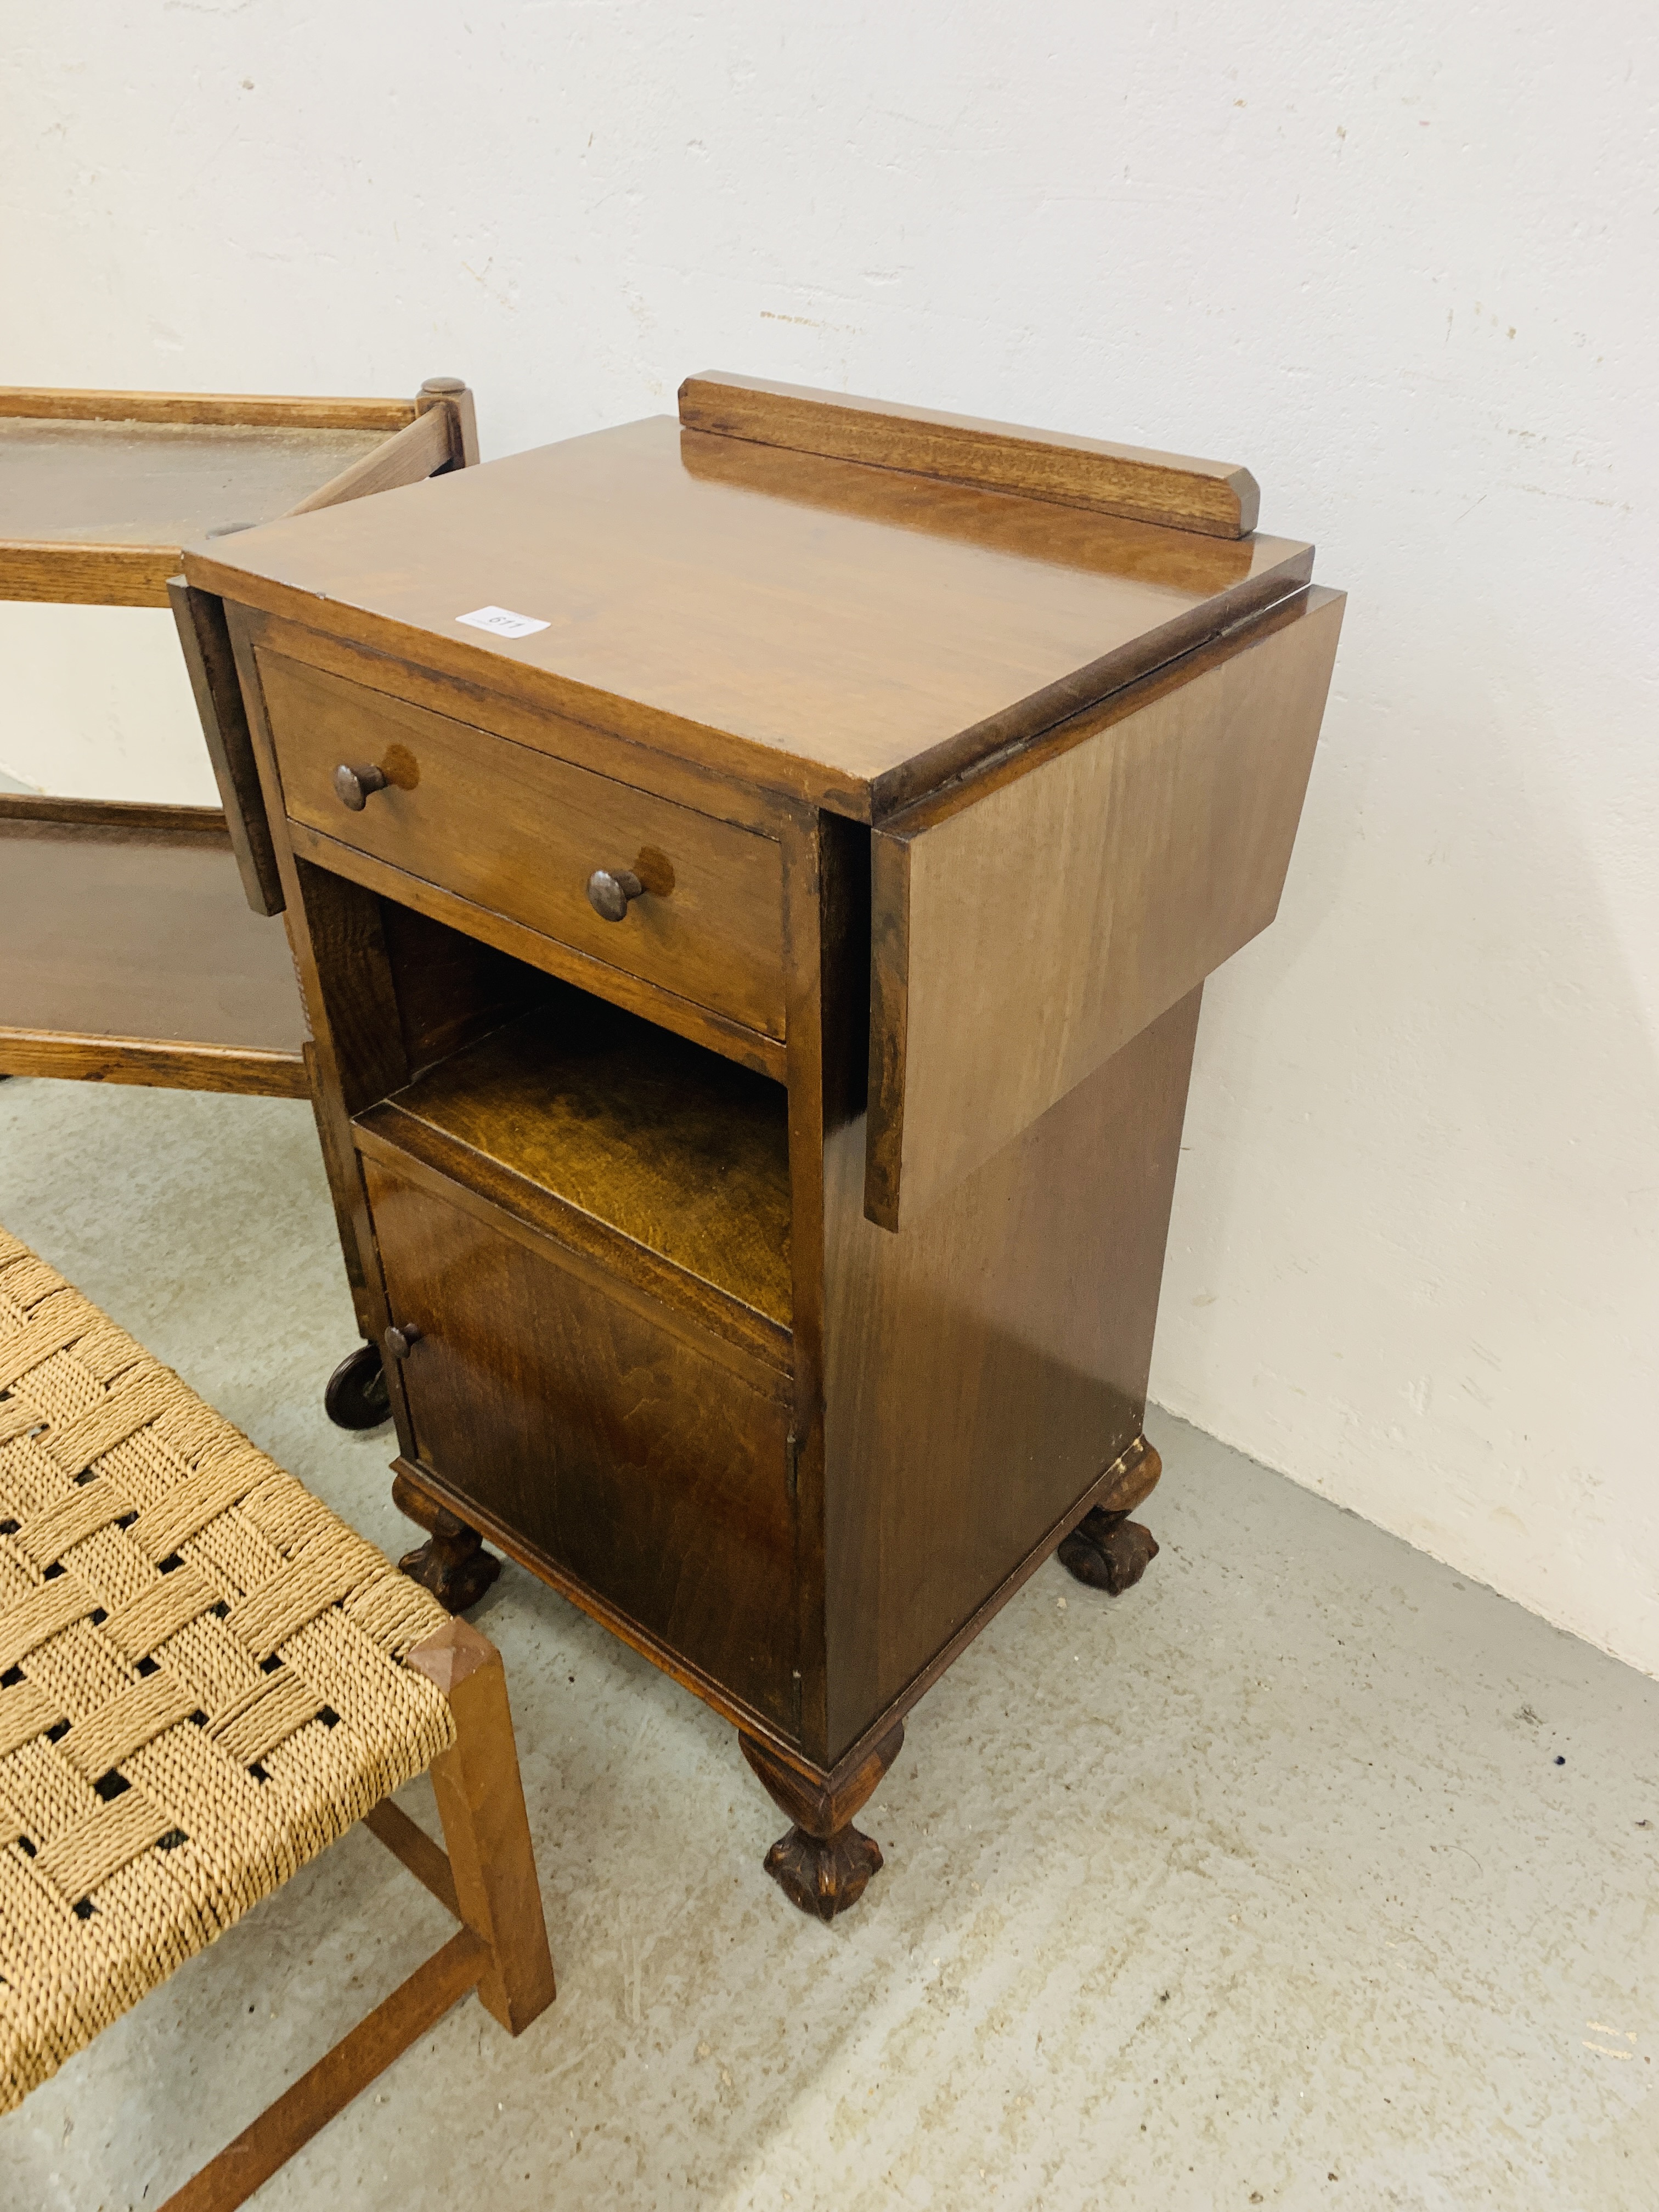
[189,414,1314,819]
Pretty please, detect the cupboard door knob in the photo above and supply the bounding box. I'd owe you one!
[334,762,389,812]
[384,1323,423,1360]
[587,867,644,922]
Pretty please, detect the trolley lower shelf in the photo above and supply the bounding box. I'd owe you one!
[0,794,307,1096]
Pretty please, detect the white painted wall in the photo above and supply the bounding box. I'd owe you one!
[0,605,204,798]
[5,5,1656,1674]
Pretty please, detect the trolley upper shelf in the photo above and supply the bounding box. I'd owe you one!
[0,387,419,606]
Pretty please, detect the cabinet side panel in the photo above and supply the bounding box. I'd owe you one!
[823,985,1201,1759]
[872,589,1342,1226]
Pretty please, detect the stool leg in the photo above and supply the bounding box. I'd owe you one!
[407,1620,556,2034]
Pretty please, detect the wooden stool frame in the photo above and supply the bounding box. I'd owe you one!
[161,1615,553,2212]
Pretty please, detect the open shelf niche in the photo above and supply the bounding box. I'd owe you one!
[354,956,793,1376]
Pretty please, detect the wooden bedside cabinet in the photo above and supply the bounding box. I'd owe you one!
[183,373,1344,1919]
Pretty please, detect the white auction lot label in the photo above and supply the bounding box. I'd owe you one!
[455,605,550,639]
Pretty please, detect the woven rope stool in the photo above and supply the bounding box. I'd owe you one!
[0,1227,555,2208]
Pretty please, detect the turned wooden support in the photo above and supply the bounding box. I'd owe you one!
[393,1465,502,1614]
[741,1720,905,1921]
[1057,1436,1162,1593]
[415,374,481,470]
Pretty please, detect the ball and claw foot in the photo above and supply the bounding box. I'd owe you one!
[764,1824,885,1921]
[1057,1506,1160,1593]
[741,1720,906,1922]
[392,1469,502,1615]
[323,1342,391,1430]
[1057,1435,1163,1593]
[399,1526,502,1615]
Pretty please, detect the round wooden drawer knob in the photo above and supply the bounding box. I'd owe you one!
[587,867,644,922]
[334,763,389,811]
[384,1323,424,1360]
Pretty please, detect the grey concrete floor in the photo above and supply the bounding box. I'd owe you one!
[1,1075,1655,2211]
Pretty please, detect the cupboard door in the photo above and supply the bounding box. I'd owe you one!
[865,586,1344,1228]
[365,1158,799,1730]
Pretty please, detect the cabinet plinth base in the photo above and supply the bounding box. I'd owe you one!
[741,1720,905,1922]
[392,1466,502,1615]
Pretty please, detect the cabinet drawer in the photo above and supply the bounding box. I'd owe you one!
[364,1156,798,1729]
[256,648,786,1039]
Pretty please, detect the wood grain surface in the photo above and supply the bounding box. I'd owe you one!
[680,370,1260,538]
[822,991,1202,1756]
[368,1156,799,1729]
[0,388,416,429]
[0,541,195,607]
[167,578,286,915]
[0,793,229,836]
[285,819,787,1082]
[191,378,1344,1846]
[185,415,1313,819]
[0,418,398,605]
[414,376,481,469]
[362,1798,460,1918]
[157,1931,486,2212]
[365,992,793,1336]
[865,586,1346,1228]
[377,897,550,1081]
[406,1618,557,2034]
[256,646,788,1038]
[284,403,457,516]
[228,590,417,1351]
[391,1450,801,1752]
[0,800,307,1081]
[357,1108,792,1394]
[243,605,794,840]
[0,1029,307,1096]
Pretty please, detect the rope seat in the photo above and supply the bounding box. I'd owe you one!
[0,1225,455,2113]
